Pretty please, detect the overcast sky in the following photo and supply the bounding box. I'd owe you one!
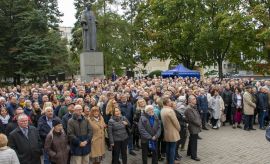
[58,0,124,27]
[58,0,76,27]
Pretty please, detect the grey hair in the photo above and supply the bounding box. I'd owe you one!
[17,113,28,121]
[44,106,53,113]
[74,104,83,110]
[145,105,154,113]
[188,95,196,102]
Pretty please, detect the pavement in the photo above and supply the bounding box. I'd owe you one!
[103,124,270,164]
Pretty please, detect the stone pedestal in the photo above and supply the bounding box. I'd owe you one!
[80,52,104,82]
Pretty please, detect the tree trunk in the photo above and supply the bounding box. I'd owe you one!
[183,59,191,69]
[217,59,223,79]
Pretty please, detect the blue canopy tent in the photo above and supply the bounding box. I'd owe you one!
[161,64,200,79]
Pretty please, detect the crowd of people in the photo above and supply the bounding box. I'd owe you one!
[0,76,269,164]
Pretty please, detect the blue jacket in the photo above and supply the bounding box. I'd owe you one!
[62,112,73,133]
[38,115,58,146]
[6,103,17,118]
[119,102,134,125]
[197,95,208,113]
[24,107,32,116]
[257,92,269,112]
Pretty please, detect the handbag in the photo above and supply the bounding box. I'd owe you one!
[126,126,132,136]
[266,124,270,142]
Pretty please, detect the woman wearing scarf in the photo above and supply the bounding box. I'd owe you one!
[0,108,12,134]
[138,105,161,164]
[88,106,106,164]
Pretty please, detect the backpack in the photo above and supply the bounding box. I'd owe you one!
[266,124,270,142]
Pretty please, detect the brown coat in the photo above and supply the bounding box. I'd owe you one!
[88,116,106,159]
[243,91,256,115]
[44,130,70,164]
[160,106,180,142]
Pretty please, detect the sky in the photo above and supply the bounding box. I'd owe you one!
[58,0,76,27]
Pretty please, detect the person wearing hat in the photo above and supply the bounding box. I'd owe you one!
[243,85,256,131]
[45,118,70,164]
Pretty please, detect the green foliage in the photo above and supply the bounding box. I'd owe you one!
[0,0,71,84]
[133,0,270,78]
[148,70,162,78]
[71,0,136,77]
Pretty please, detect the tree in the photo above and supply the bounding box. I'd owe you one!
[198,0,267,78]
[134,0,206,69]
[0,0,71,84]
[71,0,136,76]
[245,0,270,74]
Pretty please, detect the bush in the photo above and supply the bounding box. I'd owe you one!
[147,70,162,78]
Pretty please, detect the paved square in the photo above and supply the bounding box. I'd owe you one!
[104,125,270,164]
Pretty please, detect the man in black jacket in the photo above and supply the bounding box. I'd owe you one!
[118,94,136,156]
[5,107,24,136]
[221,84,233,125]
[257,86,269,129]
[8,113,42,164]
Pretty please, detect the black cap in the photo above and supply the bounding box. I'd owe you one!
[52,118,62,127]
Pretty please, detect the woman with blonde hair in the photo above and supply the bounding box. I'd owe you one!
[104,99,118,150]
[105,99,118,117]
[133,98,146,150]
[97,95,107,114]
[88,106,106,164]
[42,102,53,114]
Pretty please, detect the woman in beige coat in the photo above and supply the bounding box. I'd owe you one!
[88,106,106,164]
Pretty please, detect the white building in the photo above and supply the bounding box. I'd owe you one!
[134,58,171,77]
[59,26,73,42]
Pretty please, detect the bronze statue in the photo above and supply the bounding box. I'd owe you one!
[81,3,97,52]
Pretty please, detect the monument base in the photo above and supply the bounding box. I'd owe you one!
[80,52,104,82]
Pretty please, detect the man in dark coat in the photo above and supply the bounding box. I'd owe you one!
[8,113,42,164]
[6,96,18,118]
[118,94,136,156]
[38,106,59,164]
[221,84,233,125]
[62,102,75,133]
[68,104,92,164]
[257,86,269,129]
[185,95,202,161]
[197,89,209,130]
[38,106,57,146]
[5,107,24,136]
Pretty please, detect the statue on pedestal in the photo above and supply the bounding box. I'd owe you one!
[81,3,97,52]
